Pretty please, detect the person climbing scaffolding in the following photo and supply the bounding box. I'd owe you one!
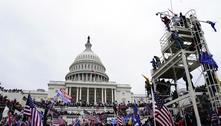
[179,12,188,28]
[150,58,157,70]
[161,16,171,31]
[183,73,195,91]
[171,30,184,49]
[153,56,161,68]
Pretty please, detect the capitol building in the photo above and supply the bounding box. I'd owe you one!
[48,36,133,104]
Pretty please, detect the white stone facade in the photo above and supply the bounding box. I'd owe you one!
[48,37,132,104]
[23,89,48,102]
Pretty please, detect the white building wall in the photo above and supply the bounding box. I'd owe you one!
[23,90,48,102]
[115,85,132,103]
[48,81,132,104]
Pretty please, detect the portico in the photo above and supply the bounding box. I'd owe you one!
[66,84,116,104]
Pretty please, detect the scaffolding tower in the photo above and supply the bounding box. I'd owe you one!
[151,9,221,125]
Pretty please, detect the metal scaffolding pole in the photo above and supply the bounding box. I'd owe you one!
[181,50,201,126]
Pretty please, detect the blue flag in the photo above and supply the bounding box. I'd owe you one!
[206,20,217,32]
[111,117,117,125]
[132,100,141,126]
[133,100,138,115]
[132,114,141,126]
[199,52,218,69]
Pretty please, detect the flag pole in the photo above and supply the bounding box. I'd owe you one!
[170,0,173,12]
[142,74,156,126]
[151,87,156,126]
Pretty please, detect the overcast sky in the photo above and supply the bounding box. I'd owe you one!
[0,0,221,94]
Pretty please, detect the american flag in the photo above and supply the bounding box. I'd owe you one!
[85,114,96,121]
[153,92,174,126]
[117,115,124,126]
[23,94,43,126]
[83,110,97,123]
[52,118,65,126]
[211,111,219,123]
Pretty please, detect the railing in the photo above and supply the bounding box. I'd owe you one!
[156,11,171,17]
[160,32,172,52]
[185,9,196,18]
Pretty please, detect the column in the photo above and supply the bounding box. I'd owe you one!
[102,88,104,103]
[66,87,69,95]
[90,74,92,81]
[94,88,97,104]
[79,87,82,101]
[87,87,89,104]
[69,87,72,96]
[86,74,88,81]
[111,89,114,103]
[82,74,84,81]
[76,87,79,102]
[114,89,116,102]
[104,88,107,103]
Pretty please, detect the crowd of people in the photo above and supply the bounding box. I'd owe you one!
[1,85,221,126]
[0,86,23,94]
[0,93,24,125]
[0,96,154,125]
[0,85,155,126]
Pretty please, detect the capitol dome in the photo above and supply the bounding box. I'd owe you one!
[65,36,109,82]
